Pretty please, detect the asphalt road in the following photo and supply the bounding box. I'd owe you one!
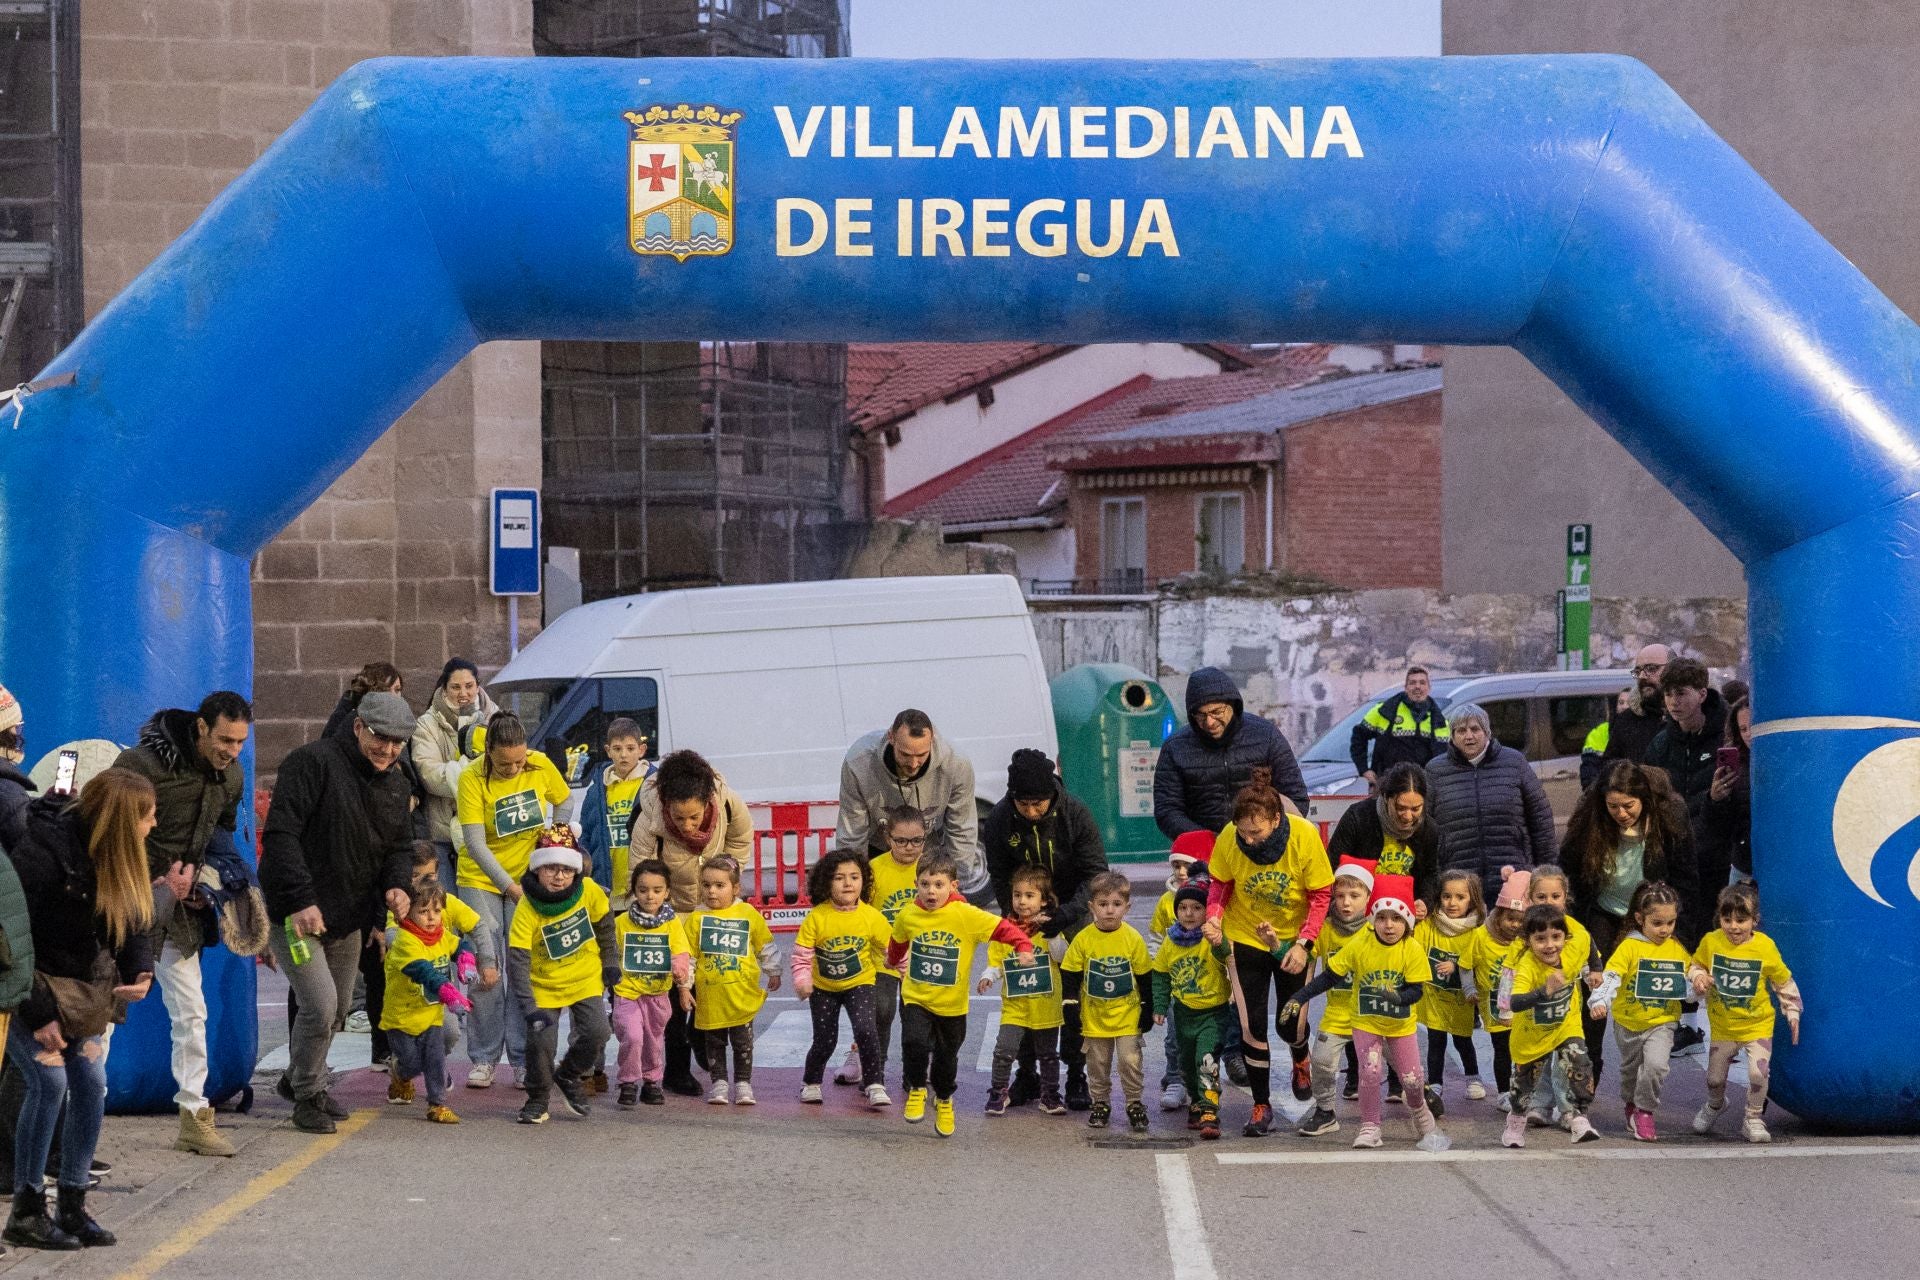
[0,895,1914,1280]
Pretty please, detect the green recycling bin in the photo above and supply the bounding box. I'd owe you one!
[1050,663,1180,864]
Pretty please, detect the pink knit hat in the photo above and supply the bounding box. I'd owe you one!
[1495,866,1532,912]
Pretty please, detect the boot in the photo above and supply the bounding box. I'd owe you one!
[3,1188,79,1251]
[175,1106,237,1156]
[1064,1065,1091,1112]
[54,1185,113,1247]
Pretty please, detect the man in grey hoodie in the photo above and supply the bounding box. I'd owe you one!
[837,709,983,893]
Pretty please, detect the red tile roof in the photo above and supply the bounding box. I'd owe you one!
[847,342,1066,431]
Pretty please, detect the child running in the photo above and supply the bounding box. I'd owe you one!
[581,717,655,906]
[1294,863,1373,1137]
[1415,870,1485,1114]
[1150,880,1231,1138]
[507,831,615,1125]
[1504,864,1595,1127]
[684,855,780,1105]
[1587,880,1689,1139]
[980,864,1068,1116]
[382,883,485,1124]
[1461,868,1529,1106]
[886,854,1033,1138]
[1150,831,1213,1111]
[1284,896,1447,1151]
[793,849,893,1109]
[609,858,692,1108]
[1498,903,1599,1146]
[1688,882,1802,1143]
[1061,871,1154,1132]
[836,805,927,1089]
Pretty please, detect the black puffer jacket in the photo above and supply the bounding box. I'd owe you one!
[1326,798,1443,907]
[1425,740,1555,902]
[259,734,414,936]
[1644,690,1728,811]
[1153,667,1309,838]
[11,794,152,1032]
[983,780,1109,934]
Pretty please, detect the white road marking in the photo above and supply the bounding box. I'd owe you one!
[1216,1142,1920,1166]
[1155,1153,1219,1280]
[975,1013,1002,1073]
[752,1009,819,1068]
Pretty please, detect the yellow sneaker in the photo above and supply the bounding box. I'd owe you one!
[387,1075,415,1106]
[426,1104,460,1124]
[934,1097,955,1138]
[904,1088,927,1123]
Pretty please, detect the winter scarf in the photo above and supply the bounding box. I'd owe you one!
[1377,795,1421,843]
[1234,822,1289,867]
[399,916,444,947]
[1428,908,1482,938]
[628,901,677,929]
[1167,919,1207,947]
[663,796,719,852]
[521,873,585,917]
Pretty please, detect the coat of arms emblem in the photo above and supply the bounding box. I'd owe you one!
[625,104,742,261]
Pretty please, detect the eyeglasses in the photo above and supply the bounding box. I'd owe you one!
[891,835,927,848]
[1631,663,1667,676]
[1191,706,1233,724]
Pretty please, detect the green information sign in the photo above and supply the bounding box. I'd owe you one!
[1559,523,1592,671]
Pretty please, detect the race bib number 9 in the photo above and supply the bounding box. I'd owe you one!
[1711,955,1761,1005]
[622,933,670,976]
[1085,956,1135,1001]
[1428,948,1462,990]
[700,916,751,958]
[908,941,961,987]
[1632,959,1687,1003]
[493,791,544,837]
[1005,955,1054,998]
[541,908,591,961]
[1357,986,1401,1019]
[816,944,865,983]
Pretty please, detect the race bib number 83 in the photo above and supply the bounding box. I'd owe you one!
[541,908,590,961]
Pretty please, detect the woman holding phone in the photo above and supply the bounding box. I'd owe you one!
[1702,697,1754,889]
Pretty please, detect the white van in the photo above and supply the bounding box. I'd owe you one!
[488,575,1057,810]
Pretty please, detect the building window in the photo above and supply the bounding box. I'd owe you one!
[1100,497,1146,592]
[1196,493,1245,574]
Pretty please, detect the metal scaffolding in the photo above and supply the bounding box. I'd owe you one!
[0,0,79,386]
[535,0,851,60]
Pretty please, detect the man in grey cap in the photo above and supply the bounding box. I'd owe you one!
[260,691,423,1134]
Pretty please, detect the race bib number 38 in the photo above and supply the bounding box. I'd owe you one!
[816,944,865,983]
[622,933,670,976]
[541,908,591,961]
[493,791,544,837]
[1632,959,1687,1003]
[1711,955,1762,1005]
[908,940,960,987]
[1085,956,1135,1001]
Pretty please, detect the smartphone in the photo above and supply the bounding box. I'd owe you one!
[51,748,79,797]
[1714,745,1741,773]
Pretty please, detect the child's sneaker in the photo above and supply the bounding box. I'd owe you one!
[1465,1080,1487,1101]
[733,1083,756,1106]
[554,1073,592,1119]
[984,1087,1010,1116]
[1198,1109,1221,1140]
[387,1076,415,1106]
[1412,1107,1450,1152]
[640,1082,665,1105]
[707,1080,732,1105]
[1160,1080,1188,1111]
[517,1100,549,1125]
[1038,1082,1066,1116]
[1500,1112,1528,1148]
[903,1088,927,1122]
[934,1098,956,1137]
[1525,1106,1554,1128]
[833,1047,862,1086]
[1497,1093,1514,1113]
[1087,1102,1112,1128]
[1351,1123,1384,1149]
[1242,1103,1274,1137]
[1569,1115,1599,1143]
[1384,1077,1406,1105]
[1295,1107,1339,1137]
[1629,1108,1657,1142]
[800,1083,824,1104]
[1341,1074,1359,1100]
[590,1068,609,1095]
[1126,1102,1150,1133]
[1423,1086,1445,1117]
[1742,1115,1772,1144]
[426,1104,459,1124]
[866,1083,892,1109]
[1291,1058,1314,1101]
[1692,1099,1727,1134]
[617,1083,639,1109]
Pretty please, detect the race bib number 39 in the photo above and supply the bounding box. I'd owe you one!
[1711,955,1761,1005]
[541,908,591,961]
[1632,959,1687,1003]
[493,791,544,837]
[1085,956,1135,1001]
[1005,955,1054,998]
[622,933,670,976]
[816,944,865,983]
[908,941,960,987]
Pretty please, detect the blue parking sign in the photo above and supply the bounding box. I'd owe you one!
[490,487,540,597]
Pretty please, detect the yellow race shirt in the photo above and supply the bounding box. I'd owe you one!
[1312,918,1369,1037]
[1061,923,1151,1038]
[891,899,1008,1018]
[685,900,774,1031]
[1601,933,1692,1033]
[1508,948,1581,1064]
[1151,934,1230,1012]
[1150,891,1175,941]
[455,751,573,894]
[1413,917,1478,1037]
[869,854,922,978]
[1327,928,1432,1038]
[796,902,891,994]
[381,896,483,1036]
[1210,816,1335,948]
[1691,929,1793,1042]
[1373,835,1417,880]
[611,912,690,1000]
[507,880,612,1010]
[989,933,1064,1030]
[1464,925,1517,1030]
[598,770,646,902]
[1503,915,1594,983]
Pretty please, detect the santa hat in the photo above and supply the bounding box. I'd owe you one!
[1372,897,1415,928]
[1169,830,1214,867]
[1332,862,1375,893]
[530,845,583,874]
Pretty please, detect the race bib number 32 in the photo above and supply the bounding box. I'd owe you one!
[1632,959,1687,1003]
[908,941,960,987]
[1085,956,1135,1001]
[541,908,590,961]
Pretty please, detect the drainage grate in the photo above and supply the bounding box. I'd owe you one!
[1087,1136,1195,1151]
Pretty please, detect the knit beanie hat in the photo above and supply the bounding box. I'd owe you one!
[1006,748,1057,801]
[1495,866,1532,912]
[0,683,20,735]
[1174,882,1209,912]
[1169,830,1214,868]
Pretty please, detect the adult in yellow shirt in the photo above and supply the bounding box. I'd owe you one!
[505,840,615,1125]
[1201,779,1333,1137]
[1498,905,1598,1147]
[454,711,574,1089]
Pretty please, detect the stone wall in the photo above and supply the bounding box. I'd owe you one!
[81,2,541,771]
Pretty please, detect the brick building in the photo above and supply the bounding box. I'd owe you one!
[1048,366,1442,592]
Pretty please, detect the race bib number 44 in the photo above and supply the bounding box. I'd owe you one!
[1004,955,1054,998]
[622,933,670,975]
[1632,959,1687,1003]
[1085,956,1135,1001]
[908,941,960,987]
[1711,955,1762,1005]
[541,908,591,961]
[493,791,544,837]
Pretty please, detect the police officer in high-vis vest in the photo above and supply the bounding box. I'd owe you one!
[1349,667,1450,790]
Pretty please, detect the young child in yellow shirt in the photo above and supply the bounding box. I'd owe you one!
[1414,870,1484,1114]
[1502,864,1595,1127]
[793,849,893,1109]
[1150,880,1231,1138]
[609,858,691,1109]
[1150,831,1213,1111]
[1061,871,1153,1133]
[506,834,615,1125]
[1497,903,1599,1147]
[582,717,655,906]
[381,883,485,1124]
[684,855,780,1106]
[1294,862,1374,1137]
[1688,882,1802,1143]
[1461,867,1529,1107]
[836,804,926,1089]
[979,864,1069,1116]
[1586,880,1689,1140]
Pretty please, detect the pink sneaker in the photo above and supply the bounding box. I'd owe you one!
[1500,1112,1528,1149]
[1630,1108,1658,1142]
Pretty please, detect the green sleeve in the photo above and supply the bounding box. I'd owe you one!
[1150,970,1172,1016]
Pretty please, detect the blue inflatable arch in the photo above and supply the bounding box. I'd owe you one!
[2,55,1917,1128]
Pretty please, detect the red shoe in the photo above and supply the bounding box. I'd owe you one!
[1242,1103,1274,1137]
[1199,1110,1221,1140]
[1290,1058,1313,1102]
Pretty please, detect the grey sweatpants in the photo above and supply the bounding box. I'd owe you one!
[1614,1021,1675,1112]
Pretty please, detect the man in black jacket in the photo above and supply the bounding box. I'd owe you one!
[1580,644,1674,789]
[1348,667,1449,789]
[1644,659,1728,812]
[1153,667,1309,837]
[260,692,418,1134]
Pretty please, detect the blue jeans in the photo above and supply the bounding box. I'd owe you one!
[455,886,523,1070]
[8,1020,106,1192]
[389,1025,449,1107]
